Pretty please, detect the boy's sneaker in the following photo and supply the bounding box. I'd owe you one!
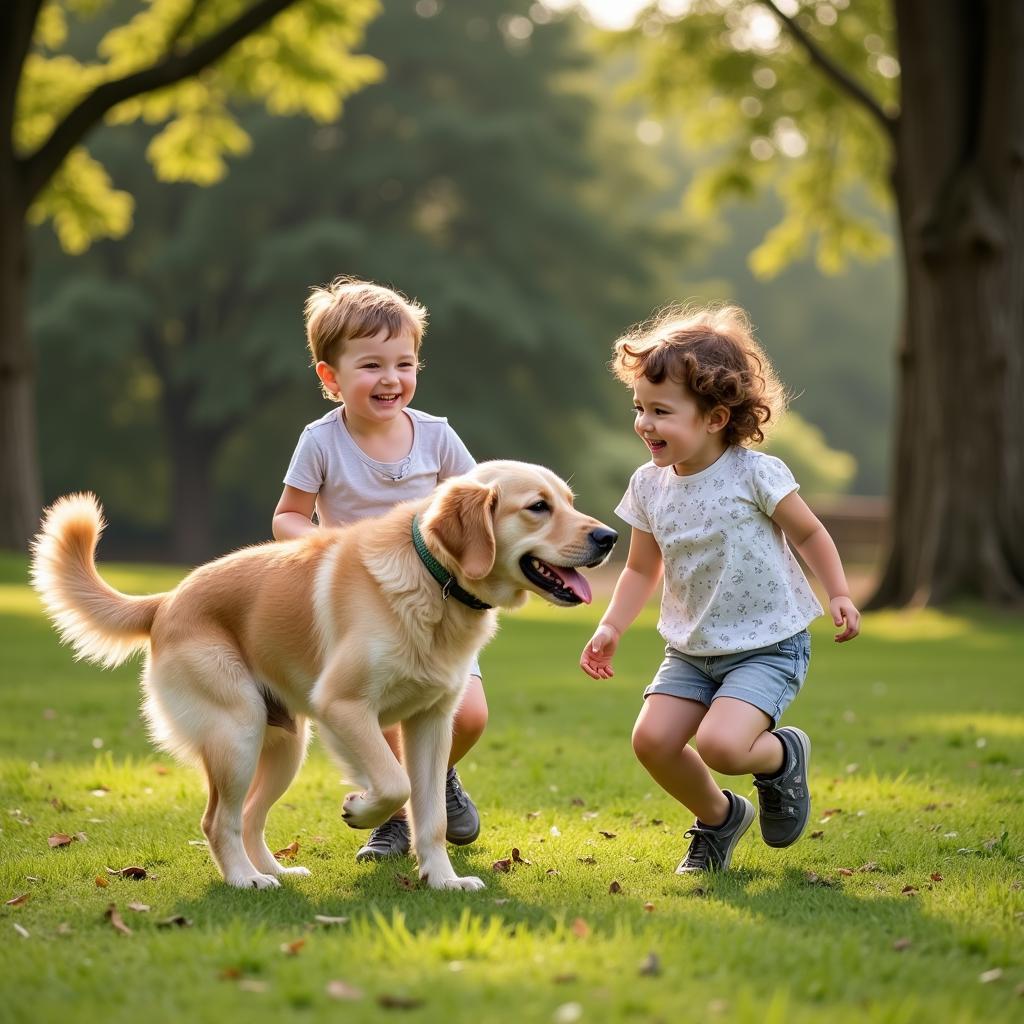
[354,816,410,862]
[445,767,481,845]
[675,789,755,874]
[753,726,812,848]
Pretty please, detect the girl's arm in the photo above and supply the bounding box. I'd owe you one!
[580,527,664,679]
[272,486,318,540]
[772,491,861,642]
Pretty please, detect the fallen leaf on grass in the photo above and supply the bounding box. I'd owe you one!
[577,856,597,865]
[48,833,75,849]
[377,994,423,1009]
[570,797,585,807]
[901,885,919,896]
[837,868,855,877]
[810,831,824,840]
[326,980,364,1001]
[49,798,70,812]
[892,937,912,951]
[156,915,191,928]
[643,902,655,912]
[930,872,944,882]
[608,880,622,894]
[526,811,541,820]
[314,915,349,926]
[104,904,132,936]
[570,917,590,939]
[280,939,306,956]
[639,952,661,977]
[274,841,300,861]
[598,831,617,840]
[94,876,109,888]
[5,893,29,907]
[126,902,150,913]
[553,973,578,984]
[106,866,147,880]
[858,862,881,873]
[395,874,417,891]
[511,848,532,865]
[492,859,512,874]
[154,765,169,776]
[804,872,837,888]
[546,869,560,877]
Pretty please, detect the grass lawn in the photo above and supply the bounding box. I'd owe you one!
[1,551,1022,1023]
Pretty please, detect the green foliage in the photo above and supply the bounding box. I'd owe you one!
[618,0,896,277]
[17,0,383,251]
[764,409,856,499]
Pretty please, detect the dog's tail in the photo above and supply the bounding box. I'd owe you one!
[30,493,165,668]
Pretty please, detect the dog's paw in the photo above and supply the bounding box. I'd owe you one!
[341,790,391,829]
[276,865,312,878]
[226,872,282,890]
[423,873,485,892]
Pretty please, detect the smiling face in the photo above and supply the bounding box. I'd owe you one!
[632,376,729,475]
[316,328,419,425]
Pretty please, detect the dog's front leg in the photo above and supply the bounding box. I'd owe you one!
[402,706,484,891]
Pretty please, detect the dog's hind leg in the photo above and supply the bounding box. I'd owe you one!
[242,718,311,878]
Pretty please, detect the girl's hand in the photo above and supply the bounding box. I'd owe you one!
[580,624,620,679]
[830,596,861,642]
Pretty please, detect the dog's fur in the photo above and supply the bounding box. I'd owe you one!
[31,461,615,891]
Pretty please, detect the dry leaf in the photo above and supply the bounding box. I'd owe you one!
[274,841,300,861]
[553,973,578,984]
[314,915,349,926]
[608,880,622,894]
[511,848,532,865]
[526,811,541,820]
[326,980,364,1001]
[598,831,617,840]
[106,866,147,880]
[280,939,306,956]
[930,872,943,882]
[804,872,837,888]
[545,869,560,876]
[94,875,109,888]
[13,923,30,939]
[643,902,655,912]
[219,967,243,980]
[577,856,597,865]
[48,833,74,849]
[377,994,423,1009]
[154,765,169,775]
[810,830,825,840]
[901,885,919,896]
[570,797,585,807]
[858,861,881,873]
[156,914,191,928]
[5,893,29,907]
[837,868,855,877]
[126,902,150,913]
[892,937,912,951]
[104,904,132,936]
[570,917,590,938]
[491,859,512,873]
[639,952,661,977]
[395,874,416,891]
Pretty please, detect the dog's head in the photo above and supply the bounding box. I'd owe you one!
[419,460,617,609]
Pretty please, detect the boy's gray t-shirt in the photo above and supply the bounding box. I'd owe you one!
[283,406,476,527]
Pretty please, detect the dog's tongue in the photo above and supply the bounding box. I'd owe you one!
[551,565,592,605]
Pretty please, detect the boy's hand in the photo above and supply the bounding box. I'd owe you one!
[830,596,861,642]
[580,624,620,679]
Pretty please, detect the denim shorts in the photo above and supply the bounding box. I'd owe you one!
[643,630,811,727]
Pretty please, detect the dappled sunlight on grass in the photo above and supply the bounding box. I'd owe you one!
[905,712,1024,740]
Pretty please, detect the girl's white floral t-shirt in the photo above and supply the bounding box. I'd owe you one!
[615,445,823,656]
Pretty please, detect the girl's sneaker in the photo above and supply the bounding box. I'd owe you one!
[675,789,755,873]
[444,767,481,845]
[753,726,811,847]
[354,816,410,862]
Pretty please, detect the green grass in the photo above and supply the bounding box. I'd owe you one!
[1,551,1022,1023]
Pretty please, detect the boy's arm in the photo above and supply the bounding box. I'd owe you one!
[272,486,318,540]
[580,528,663,679]
[771,491,860,642]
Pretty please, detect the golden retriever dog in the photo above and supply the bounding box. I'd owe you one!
[31,461,617,891]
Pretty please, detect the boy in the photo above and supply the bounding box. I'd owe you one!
[273,276,487,861]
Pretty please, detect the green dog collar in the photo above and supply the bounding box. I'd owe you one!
[411,514,493,611]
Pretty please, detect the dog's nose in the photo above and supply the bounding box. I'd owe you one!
[589,527,618,553]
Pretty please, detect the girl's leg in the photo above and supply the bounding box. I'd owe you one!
[449,674,487,766]
[632,695,730,826]
[694,697,784,776]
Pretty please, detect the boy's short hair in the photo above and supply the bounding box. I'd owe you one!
[611,303,788,446]
[304,276,428,371]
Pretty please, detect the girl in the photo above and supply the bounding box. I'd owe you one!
[580,304,860,873]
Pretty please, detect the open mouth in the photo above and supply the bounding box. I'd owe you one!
[645,438,667,454]
[372,393,401,405]
[519,555,592,606]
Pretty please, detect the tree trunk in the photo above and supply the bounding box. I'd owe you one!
[870,0,1024,606]
[0,179,42,551]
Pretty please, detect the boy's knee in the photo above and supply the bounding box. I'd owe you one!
[694,729,748,775]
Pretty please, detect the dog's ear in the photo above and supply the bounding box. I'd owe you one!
[424,480,498,581]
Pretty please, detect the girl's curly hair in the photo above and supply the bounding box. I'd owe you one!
[611,303,788,446]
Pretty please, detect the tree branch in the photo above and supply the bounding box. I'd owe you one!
[19,0,299,203]
[758,0,897,142]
